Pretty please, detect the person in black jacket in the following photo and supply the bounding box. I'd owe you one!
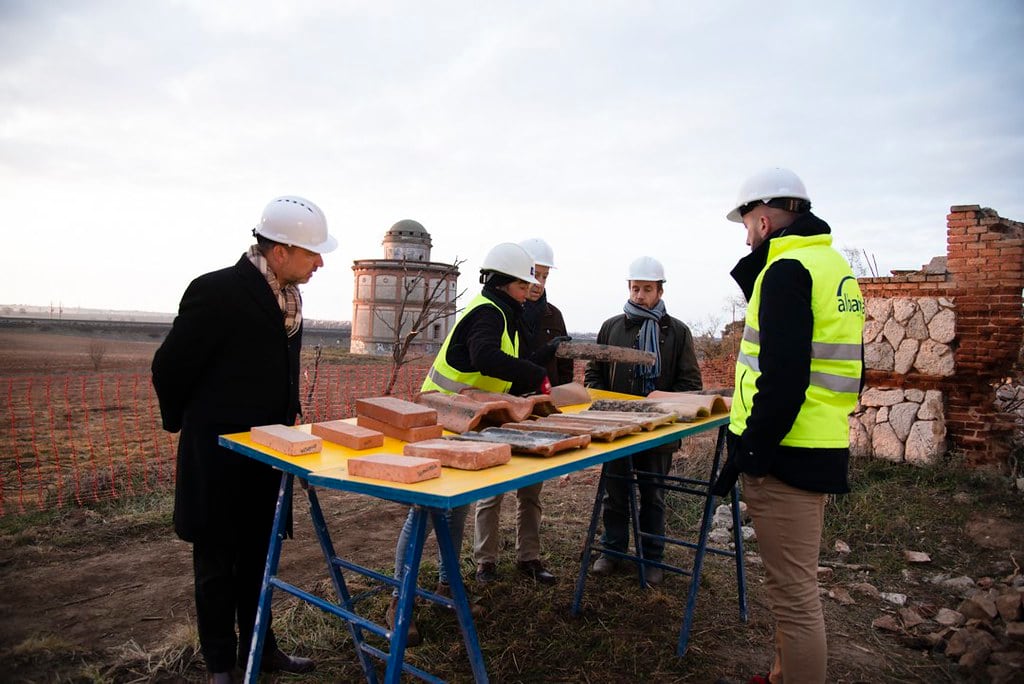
[152,196,335,682]
[389,242,556,645]
[473,237,572,587]
[584,256,702,585]
[711,168,864,684]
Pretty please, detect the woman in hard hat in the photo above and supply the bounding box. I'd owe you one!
[473,237,572,587]
[387,241,560,645]
[583,256,703,586]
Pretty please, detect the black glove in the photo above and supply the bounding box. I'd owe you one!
[709,456,739,497]
[532,335,572,365]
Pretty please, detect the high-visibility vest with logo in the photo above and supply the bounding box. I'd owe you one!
[421,293,520,395]
[730,233,864,448]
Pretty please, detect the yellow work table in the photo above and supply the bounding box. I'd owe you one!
[219,392,744,683]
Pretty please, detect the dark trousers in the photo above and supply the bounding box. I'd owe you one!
[193,535,278,672]
[600,446,674,561]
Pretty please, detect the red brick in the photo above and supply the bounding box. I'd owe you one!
[356,396,438,428]
[311,420,384,450]
[356,414,444,443]
[347,453,441,483]
[403,438,511,470]
[251,424,323,455]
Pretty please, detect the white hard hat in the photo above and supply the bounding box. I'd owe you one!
[628,256,665,282]
[726,167,812,222]
[481,242,539,284]
[518,237,556,268]
[254,196,338,254]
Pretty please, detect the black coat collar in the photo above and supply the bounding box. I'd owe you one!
[730,212,832,300]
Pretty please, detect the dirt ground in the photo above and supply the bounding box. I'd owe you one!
[1,328,1022,683]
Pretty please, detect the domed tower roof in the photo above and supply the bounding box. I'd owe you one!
[382,219,432,261]
[387,219,429,237]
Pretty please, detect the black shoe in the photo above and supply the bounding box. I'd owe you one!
[643,564,665,586]
[207,673,236,684]
[476,561,498,583]
[261,647,316,674]
[517,559,557,585]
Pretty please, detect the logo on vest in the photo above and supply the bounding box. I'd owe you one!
[835,276,864,314]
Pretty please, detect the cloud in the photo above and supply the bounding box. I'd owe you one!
[0,1,1022,332]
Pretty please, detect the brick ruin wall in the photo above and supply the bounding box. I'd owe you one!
[856,205,1024,472]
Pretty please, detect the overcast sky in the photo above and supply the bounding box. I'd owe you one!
[2,1,1022,334]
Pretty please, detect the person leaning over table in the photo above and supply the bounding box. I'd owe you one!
[152,196,336,682]
[387,241,567,645]
[472,237,573,586]
[583,255,702,586]
[709,167,865,684]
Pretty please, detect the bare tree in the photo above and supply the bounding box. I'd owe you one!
[840,246,879,278]
[375,258,467,395]
[726,293,747,323]
[87,340,107,371]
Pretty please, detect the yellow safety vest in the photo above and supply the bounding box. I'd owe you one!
[730,233,864,448]
[421,293,520,395]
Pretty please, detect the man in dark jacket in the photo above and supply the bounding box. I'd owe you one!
[584,256,702,585]
[711,168,864,684]
[152,196,336,682]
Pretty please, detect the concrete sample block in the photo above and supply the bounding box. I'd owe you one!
[403,438,511,470]
[250,424,323,455]
[356,396,438,428]
[311,420,384,450]
[347,453,441,483]
[357,414,444,443]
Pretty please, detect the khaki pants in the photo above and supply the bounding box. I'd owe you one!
[742,475,827,684]
[473,482,543,564]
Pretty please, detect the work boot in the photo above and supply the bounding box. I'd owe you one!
[517,559,557,585]
[261,647,315,673]
[207,673,236,684]
[643,564,664,586]
[475,561,498,583]
[591,555,618,577]
[385,596,421,646]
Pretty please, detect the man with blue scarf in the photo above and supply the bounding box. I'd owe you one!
[584,256,702,584]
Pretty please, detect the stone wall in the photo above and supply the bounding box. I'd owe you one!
[857,205,1024,472]
[852,295,958,465]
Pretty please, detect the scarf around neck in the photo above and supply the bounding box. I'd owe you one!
[247,245,302,338]
[623,299,665,394]
[522,292,547,340]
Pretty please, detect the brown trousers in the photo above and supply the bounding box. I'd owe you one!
[473,482,544,564]
[742,474,828,684]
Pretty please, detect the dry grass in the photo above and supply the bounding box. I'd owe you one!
[6,447,1018,683]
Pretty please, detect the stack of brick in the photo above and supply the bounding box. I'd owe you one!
[355,396,443,442]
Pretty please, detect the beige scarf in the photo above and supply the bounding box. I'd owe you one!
[247,245,302,338]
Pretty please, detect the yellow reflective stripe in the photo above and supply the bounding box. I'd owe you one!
[737,351,759,372]
[425,367,473,394]
[811,341,861,360]
[745,326,859,361]
[809,371,861,394]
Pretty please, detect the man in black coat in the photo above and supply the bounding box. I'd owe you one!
[584,256,702,585]
[152,196,336,682]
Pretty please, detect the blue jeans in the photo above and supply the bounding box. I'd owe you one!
[393,504,470,595]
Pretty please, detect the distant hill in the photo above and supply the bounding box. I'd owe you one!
[0,304,350,330]
[1,314,352,347]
